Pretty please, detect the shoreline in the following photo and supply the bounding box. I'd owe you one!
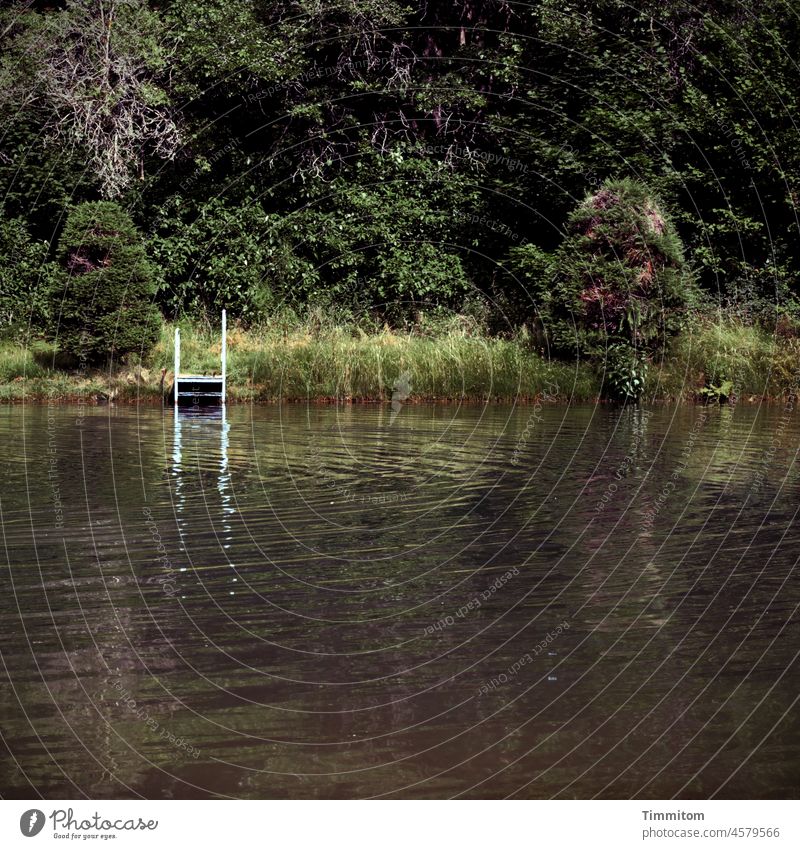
[2,314,796,407]
[0,383,788,407]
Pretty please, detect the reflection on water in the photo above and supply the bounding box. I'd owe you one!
[172,407,234,556]
[0,402,798,799]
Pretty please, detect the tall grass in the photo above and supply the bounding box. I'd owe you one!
[650,314,800,400]
[0,338,123,401]
[5,310,796,404]
[0,344,48,382]
[150,313,596,402]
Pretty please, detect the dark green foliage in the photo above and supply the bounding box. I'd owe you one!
[149,147,476,323]
[602,342,649,402]
[506,244,554,312]
[280,150,476,316]
[53,202,160,364]
[0,217,56,335]
[149,198,312,321]
[2,0,800,342]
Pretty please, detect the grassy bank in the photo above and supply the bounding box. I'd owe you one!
[0,316,594,404]
[645,315,800,401]
[1,313,796,405]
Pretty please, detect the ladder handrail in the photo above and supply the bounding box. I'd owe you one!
[221,308,227,406]
[172,311,225,407]
[174,326,180,410]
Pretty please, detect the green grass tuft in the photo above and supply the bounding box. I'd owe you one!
[648,314,800,400]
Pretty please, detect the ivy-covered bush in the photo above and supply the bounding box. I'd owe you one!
[514,179,695,398]
[553,179,693,353]
[0,216,56,334]
[53,201,160,364]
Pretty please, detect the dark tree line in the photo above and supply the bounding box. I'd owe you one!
[1,0,799,346]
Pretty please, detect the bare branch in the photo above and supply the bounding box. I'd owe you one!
[36,0,180,197]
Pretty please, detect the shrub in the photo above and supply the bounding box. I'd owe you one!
[149,199,312,322]
[549,179,694,357]
[602,342,649,401]
[53,201,160,364]
[507,243,553,307]
[276,151,475,318]
[516,179,696,398]
[0,216,56,335]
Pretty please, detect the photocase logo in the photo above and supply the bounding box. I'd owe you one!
[20,809,45,837]
[389,370,412,426]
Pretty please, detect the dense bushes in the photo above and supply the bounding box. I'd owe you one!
[554,180,692,354]
[280,155,475,315]
[0,216,55,335]
[53,202,160,364]
[149,199,311,321]
[1,0,799,402]
[147,149,476,324]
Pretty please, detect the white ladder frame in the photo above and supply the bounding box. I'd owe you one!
[173,309,226,409]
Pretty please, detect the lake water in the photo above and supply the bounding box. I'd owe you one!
[1,402,798,799]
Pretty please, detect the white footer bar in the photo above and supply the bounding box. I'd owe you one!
[1,800,796,848]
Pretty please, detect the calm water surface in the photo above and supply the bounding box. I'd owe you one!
[1,402,798,798]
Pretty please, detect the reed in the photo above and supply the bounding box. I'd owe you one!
[648,314,800,401]
[2,311,796,404]
[150,316,594,402]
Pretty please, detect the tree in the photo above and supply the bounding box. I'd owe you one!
[3,0,800,329]
[53,201,160,364]
[2,0,180,199]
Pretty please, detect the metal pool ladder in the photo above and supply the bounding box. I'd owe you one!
[169,310,227,408]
